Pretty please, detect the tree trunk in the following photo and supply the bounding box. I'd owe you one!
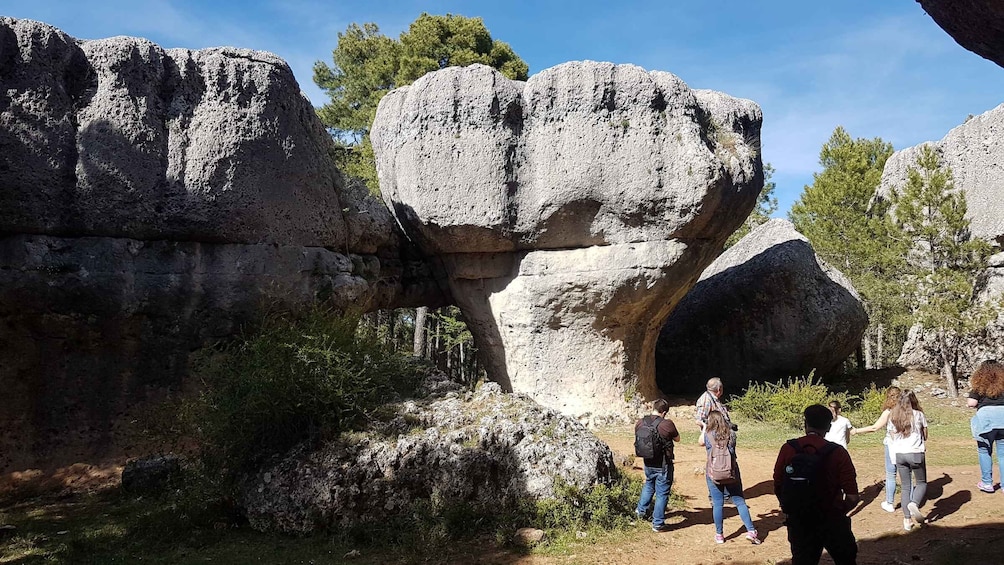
[413,306,428,358]
[389,310,397,349]
[855,346,864,372]
[938,327,959,397]
[863,330,874,370]
[877,323,885,368]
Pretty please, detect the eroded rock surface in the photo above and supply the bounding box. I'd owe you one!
[241,381,618,533]
[0,18,432,470]
[372,61,763,422]
[879,103,1004,246]
[655,220,868,394]
[917,0,1004,68]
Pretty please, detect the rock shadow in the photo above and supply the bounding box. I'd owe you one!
[656,235,867,396]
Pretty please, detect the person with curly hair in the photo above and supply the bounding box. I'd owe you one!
[850,386,902,512]
[968,360,1004,494]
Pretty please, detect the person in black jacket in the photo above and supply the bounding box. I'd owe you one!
[635,398,681,532]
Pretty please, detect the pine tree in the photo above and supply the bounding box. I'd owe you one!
[890,145,994,396]
[314,14,528,193]
[789,127,908,368]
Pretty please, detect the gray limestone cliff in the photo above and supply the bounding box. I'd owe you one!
[0,18,438,470]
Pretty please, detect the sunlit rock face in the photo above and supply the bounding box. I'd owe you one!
[917,0,1004,69]
[0,18,429,470]
[655,220,868,395]
[372,61,763,423]
[881,103,1004,374]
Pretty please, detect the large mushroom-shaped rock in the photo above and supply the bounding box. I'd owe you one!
[241,382,618,533]
[917,1,1004,69]
[372,62,763,421]
[655,220,868,393]
[880,104,1004,373]
[0,18,424,470]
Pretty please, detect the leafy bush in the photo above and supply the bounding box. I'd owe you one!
[729,375,851,429]
[534,475,642,532]
[846,383,886,426]
[185,308,429,491]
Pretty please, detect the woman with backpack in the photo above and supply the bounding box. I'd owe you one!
[888,390,928,531]
[700,410,761,545]
[850,385,902,512]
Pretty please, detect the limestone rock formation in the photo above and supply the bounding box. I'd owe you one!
[241,381,618,534]
[655,220,868,394]
[0,18,432,470]
[896,250,1004,375]
[372,61,763,422]
[880,104,1004,373]
[917,0,1004,69]
[879,103,1004,246]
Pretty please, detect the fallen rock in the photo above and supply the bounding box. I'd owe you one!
[515,527,546,545]
[655,219,868,393]
[240,382,618,534]
[372,61,763,421]
[121,454,182,493]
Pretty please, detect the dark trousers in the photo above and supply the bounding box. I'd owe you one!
[786,513,857,565]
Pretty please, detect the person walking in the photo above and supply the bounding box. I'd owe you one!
[825,400,854,449]
[850,386,902,512]
[701,410,761,545]
[888,391,928,531]
[634,398,681,532]
[969,360,1004,493]
[774,404,859,565]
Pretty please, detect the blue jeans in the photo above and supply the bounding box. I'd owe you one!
[637,462,674,528]
[884,444,897,505]
[976,435,1004,484]
[706,476,755,535]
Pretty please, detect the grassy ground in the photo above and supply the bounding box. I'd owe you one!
[0,371,989,564]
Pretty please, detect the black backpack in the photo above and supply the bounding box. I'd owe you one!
[634,416,664,459]
[779,439,838,515]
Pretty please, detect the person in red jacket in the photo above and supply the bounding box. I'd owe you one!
[773,404,860,565]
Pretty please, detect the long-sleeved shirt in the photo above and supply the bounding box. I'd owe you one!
[773,433,859,517]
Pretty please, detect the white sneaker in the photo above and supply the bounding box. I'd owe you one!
[903,518,913,531]
[880,501,895,513]
[908,502,925,524]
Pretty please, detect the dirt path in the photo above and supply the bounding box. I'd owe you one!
[502,426,1003,565]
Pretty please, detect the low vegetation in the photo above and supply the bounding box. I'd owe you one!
[728,376,885,429]
[184,309,430,497]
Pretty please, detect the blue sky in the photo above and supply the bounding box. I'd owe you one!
[6,1,1004,216]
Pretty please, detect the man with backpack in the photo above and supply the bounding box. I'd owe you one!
[635,398,681,532]
[773,404,860,565]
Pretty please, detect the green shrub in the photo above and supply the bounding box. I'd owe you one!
[185,308,429,492]
[534,475,642,532]
[730,375,848,429]
[846,383,886,426]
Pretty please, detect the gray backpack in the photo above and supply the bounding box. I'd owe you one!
[706,434,738,485]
